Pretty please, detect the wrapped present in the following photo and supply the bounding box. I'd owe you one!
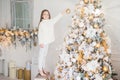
[9,67,17,79]
[17,68,24,79]
[24,68,31,80]
[8,61,16,79]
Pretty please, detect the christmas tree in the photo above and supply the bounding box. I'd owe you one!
[54,0,113,80]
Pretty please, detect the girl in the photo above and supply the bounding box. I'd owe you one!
[38,9,68,77]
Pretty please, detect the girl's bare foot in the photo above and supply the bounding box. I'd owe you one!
[43,69,50,76]
[39,70,47,77]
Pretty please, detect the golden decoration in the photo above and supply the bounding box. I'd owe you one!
[80,7,85,18]
[58,75,61,78]
[75,50,79,53]
[88,56,92,60]
[95,43,101,48]
[94,23,99,29]
[87,38,92,43]
[102,74,106,79]
[24,31,30,38]
[85,72,89,78]
[100,32,104,37]
[101,40,108,52]
[88,14,94,21]
[0,28,38,47]
[84,0,89,4]
[58,67,63,72]
[90,0,94,3]
[103,65,109,72]
[82,31,86,36]
[66,46,71,51]
[77,50,84,65]
[66,8,71,14]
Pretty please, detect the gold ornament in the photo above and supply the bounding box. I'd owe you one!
[75,50,79,53]
[84,0,89,4]
[89,14,94,21]
[58,67,63,72]
[85,72,89,78]
[87,38,92,43]
[66,8,71,14]
[101,40,108,52]
[58,75,61,78]
[102,74,106,79]
[95,43,100,48]
[94,23,99,29]
[100,32,104,37]
[80,7,85,18]
[90,0,93,3]
[82,31,86,36]
[103,66,109,72]
[88,56,92,60]
[77,50,84,64]
[66,46,71,51]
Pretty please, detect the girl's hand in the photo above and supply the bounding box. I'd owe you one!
[62,8,71,15]
[40,44,44,48]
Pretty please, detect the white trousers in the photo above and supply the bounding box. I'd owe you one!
[38,44,49,70]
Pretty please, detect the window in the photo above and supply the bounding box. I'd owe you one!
[11,0,32,29]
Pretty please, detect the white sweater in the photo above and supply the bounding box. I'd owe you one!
[38,13,63,45]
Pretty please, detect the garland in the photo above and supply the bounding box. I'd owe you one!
[0,28,38,49]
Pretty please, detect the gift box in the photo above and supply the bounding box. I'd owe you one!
[24,68,31,80]
[8,61,16,79]
[17,68,24,79]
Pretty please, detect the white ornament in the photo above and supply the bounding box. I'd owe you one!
[94,74,102,80]
[79,21,85,27]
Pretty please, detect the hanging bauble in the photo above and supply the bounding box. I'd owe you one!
[100,32,105,37]
[94,23,99,29]
[85,72,89,79]
[88,56,92,60]
[57,75,61,78]
[103,65,109,73]
[101,40,108,52]
[87,38,92,43]
[57,67,63,72]
[90,0,94,3]
[88,14,94,21]
[95,43,100,48]
[82,31,86,37]
[66,8,71,14]
[102,73,106,79]
[84,0,89,4]
[66,46,71,51]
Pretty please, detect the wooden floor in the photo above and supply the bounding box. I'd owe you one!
[0,75,17,80]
